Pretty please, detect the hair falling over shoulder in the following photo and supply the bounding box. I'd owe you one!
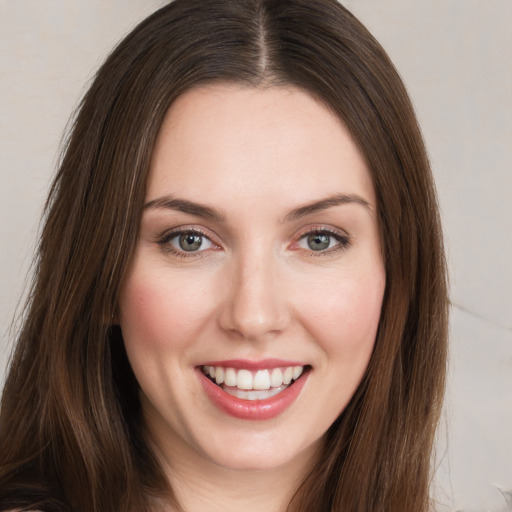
[0,1,448,511]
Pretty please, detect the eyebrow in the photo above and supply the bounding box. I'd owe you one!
[283,193,372,222]
[144,196,225,221]
[144,192,372,223]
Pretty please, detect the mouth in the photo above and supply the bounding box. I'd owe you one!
[201,364,307,401]
[198,361,311,420]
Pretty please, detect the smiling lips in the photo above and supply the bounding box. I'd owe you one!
[199,361,309,420]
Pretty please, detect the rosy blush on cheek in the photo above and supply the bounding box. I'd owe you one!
[120,280,161,341]
[297,270,384,346]
[116,85,388,477]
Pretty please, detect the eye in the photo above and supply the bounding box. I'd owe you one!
[174,232,210,252]
[158,229,216,256]
[296,229,350,253]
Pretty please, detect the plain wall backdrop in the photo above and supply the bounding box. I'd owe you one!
[0,1,511,510]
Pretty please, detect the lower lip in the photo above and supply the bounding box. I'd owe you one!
[198,369,309,421]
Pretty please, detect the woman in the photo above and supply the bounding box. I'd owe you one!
[0,0,448,511]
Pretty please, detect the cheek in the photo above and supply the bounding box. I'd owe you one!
[297,266,385,358]
[118,267,216,354]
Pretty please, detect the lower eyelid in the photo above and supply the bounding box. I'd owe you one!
[155,227,350,256]
[156,228,218,254]
[294,230,351,253]
[171,234,213,251]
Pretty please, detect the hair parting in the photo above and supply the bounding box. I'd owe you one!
[0,1,448,511]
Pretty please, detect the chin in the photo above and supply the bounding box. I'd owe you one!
[195,426,323,474]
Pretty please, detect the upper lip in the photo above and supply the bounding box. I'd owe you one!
[198,358,306,370]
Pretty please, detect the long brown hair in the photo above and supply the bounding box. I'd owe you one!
[0,1,448,511]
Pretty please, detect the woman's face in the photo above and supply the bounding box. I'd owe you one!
[119,85,385,473]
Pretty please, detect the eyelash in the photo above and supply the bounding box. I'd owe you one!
[156,227,351,258]
[156,227,218,258]
[295,227,351,257]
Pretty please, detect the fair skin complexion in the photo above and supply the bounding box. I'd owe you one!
[119,84,386,512]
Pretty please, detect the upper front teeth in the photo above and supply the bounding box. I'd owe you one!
[202,365,304,390]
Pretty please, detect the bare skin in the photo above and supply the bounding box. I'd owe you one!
[119,84,385,511]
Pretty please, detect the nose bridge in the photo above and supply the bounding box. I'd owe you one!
[219,242,288,340]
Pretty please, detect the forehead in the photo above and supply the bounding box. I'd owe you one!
[147,84,375,209]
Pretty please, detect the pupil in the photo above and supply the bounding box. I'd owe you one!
[179,233,202,251]
[308,233,330,251]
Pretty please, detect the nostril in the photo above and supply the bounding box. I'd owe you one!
[218,297,289,341]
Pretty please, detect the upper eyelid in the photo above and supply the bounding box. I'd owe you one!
[292,226,351,249]
[158,225,217,242]
[155,227,217,251]
[156,227,218,258]
[294,225,350,240]
[155,224,350,251]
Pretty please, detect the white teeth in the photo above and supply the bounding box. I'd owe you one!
[292,366,303,380]
[224,368,237,387]
[224,386,285,400]
[202,364,306,394]
[253,370,271,390]
[237,369,253,390]
[214,367,224,385]
[270,368,283,387]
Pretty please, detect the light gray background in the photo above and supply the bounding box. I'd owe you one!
[0,1,510,510]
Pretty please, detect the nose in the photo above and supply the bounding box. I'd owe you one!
[218,251,290,341]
